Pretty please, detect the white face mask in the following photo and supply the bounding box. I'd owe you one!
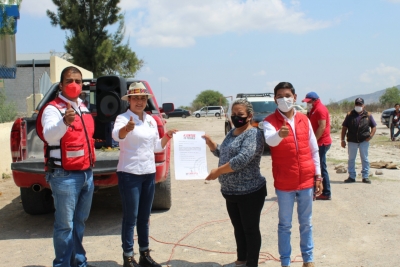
[354,106,363,113]
[277,97,294,112]
[307,103,313,111]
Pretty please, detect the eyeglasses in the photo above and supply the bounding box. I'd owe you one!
[64,79,82,84]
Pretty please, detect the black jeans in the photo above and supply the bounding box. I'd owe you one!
[222,185,267,267]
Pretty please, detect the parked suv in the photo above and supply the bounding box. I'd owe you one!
[381,108,394,128]
[225,93,276,135]
[165,108,191,118]
[193,106,224,118]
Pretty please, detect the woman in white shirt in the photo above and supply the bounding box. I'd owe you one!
[112,82,176,267]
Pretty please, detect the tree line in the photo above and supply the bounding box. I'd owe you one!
[326,86,400,113]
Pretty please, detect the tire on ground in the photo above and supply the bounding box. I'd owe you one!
[152,171,171,210]
[20,187,54,215]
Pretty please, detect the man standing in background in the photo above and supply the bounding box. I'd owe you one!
[302,92,332,200]
[341,97,376,184]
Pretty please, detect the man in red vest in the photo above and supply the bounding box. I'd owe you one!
[302,92,332,200]
[263,82,323,267]
[38,66,96,267]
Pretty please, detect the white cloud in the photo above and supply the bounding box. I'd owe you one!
[20,0,57,17]
[360,64,400,87]
[21,0,333,48]
[124,0,332,47]
[253,70,266,76]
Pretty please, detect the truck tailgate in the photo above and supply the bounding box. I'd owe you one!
[11,149,120,175]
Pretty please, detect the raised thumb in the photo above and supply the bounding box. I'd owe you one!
[282,120,286,127]
[130,116,133,121]
[67,102,71,109]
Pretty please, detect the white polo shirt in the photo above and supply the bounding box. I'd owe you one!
[112,110,164,175]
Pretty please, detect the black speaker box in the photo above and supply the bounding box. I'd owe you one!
[96,75,128,122]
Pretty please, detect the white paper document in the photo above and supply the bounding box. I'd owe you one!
[173,131,209,180]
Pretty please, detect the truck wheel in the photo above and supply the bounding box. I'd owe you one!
[195,114,200,118]
[152,171,172,210]
[182,114,187,118]
[215,113,220,117]
[20,187,54,215]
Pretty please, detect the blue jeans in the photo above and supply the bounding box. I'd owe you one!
[347,141,370,179]
[117,172,156,256]
[275,188,314,266]
[47,168,94,267]
[318,144,331,196]
[390,124,400,139]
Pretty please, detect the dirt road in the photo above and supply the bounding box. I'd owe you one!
[0,115,400,267]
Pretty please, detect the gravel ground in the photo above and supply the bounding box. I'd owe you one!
[0,114,399,267]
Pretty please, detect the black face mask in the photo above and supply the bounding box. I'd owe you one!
[231,116,249,128]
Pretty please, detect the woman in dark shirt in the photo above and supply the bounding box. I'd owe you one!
[203,99,266,267]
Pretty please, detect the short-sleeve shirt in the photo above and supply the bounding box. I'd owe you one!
[308,99,332,146]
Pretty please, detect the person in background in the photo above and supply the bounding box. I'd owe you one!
[390,103,400,141]
[263,82,322,267]
[341,97,376,184]
[112,82,177,267]
[38,66,96,267]
[203,98,266,267]
[79,91,90,109]
[302,92,332,200]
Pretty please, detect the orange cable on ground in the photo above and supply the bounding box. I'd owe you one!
[140,200,304,266]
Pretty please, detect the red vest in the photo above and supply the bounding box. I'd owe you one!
[265,110,315,191]
[36,97,96,171]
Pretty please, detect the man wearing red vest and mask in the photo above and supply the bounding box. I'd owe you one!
[38,66,96,267]
[263,82,322,267]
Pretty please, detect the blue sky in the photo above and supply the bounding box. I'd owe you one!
[15,0,400,107]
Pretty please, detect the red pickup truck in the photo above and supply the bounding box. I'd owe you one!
[10,77,173,215]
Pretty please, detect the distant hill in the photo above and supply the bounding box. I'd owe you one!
[338,85,400,104]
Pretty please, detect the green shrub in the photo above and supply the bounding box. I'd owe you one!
[0,88,17,123]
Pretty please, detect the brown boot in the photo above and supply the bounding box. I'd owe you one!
[123,253,141,267]
[302,262,315,267]
[139,249,161,267]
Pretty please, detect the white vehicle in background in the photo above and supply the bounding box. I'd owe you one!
[293,104,308,115]
[193,106,225,118]
[225,93,277,135]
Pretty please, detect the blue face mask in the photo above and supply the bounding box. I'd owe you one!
[231,116,249,128]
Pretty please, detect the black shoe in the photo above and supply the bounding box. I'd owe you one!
[344,177,356,183]
[139,249,161,267]
[316,194,331,200]
[123,254,141,267]
[362,178,371,184]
